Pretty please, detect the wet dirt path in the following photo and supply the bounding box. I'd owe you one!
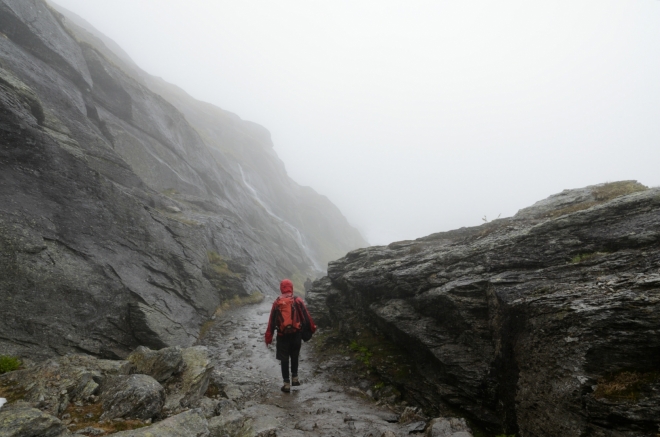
[199,301,408,437]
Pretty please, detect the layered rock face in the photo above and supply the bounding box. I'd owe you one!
[0,0,365,360]
[307,182,660,436]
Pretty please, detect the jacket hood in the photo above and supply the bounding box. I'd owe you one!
[280,279,293,294]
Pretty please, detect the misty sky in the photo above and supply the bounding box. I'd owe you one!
[52,0,660,245]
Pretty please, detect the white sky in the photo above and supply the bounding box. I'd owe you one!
[52,0,660,245]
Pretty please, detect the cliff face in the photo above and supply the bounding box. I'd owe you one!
[0,0,366,360]
[307,182,660,436]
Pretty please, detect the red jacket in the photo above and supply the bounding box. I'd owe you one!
[265,279,316,345]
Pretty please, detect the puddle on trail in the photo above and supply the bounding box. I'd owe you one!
[199,301,408,436]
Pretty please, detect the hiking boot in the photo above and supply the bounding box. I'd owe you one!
[281,382,291,393]
[291,376,300,386]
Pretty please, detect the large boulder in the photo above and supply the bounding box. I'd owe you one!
[308,185,660,436]
[163,346,213,414]
[99,374,165,420]
[110,410,209,437]
[0,404,69,437]
[126,346,184,383]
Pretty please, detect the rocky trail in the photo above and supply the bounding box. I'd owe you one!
[197,301,422,437]
[0,300,469,437]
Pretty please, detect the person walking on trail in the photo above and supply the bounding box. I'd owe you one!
[265,279,316,393]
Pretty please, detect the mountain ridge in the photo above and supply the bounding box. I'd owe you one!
[0,0,366,360]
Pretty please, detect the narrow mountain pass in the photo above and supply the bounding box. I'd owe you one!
[198,301,410,437]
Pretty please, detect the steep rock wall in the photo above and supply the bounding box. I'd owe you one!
[0,0,366,360]
[307,183,660,436]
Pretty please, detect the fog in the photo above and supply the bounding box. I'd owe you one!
[52,0,660,245]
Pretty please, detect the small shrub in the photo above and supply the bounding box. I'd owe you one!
[0,355,21,374]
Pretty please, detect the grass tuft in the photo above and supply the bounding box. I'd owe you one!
[207,251,241,278]
[570,252,608,264]
[548,181,648,218]
[592,181,647,202]
[0,355,21,374]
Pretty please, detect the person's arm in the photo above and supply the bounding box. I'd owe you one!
[264,300,278,345]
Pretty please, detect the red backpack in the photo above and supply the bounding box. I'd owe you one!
[275,294,302,334]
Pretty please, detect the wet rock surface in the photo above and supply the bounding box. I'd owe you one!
[0,304,465,436]
[0,0,366,362]
[0,403,70,437]
[307,183,660,436]
[126,347,184,383]
[99,375,164,420]
[110,410,209,437]
[196,302,418,436]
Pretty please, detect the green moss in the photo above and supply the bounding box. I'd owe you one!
[349,340,373,366]
[207,251,241,279]
[0,355,21,374]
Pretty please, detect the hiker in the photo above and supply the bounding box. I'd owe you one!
[265,279,316,393]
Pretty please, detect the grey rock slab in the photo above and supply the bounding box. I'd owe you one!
[207,409,252,437]
[194,396,219,419]
[0,0,93,87]
[0,405,69,437]
[127,346,184,383]
[293,419,316,431]
[406,421,426,433]
[99,374,165,420]
[110,410,209,437]
[162,346,214,415]
[426,418,472,437]
[222,385,243,400]
[214,399,237,416]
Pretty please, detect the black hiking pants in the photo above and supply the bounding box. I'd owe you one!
[276,331,302,382]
